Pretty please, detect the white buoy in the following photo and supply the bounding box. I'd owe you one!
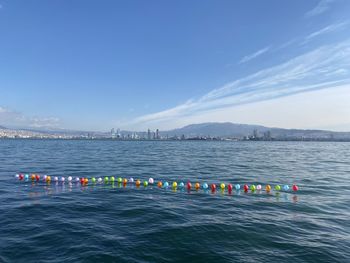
[75,177,80,182]
[149,178,154,184]
[15,174,19,179]
[54,176,59,182]
[68,176,72,182]
[97,177,103,183]
[129,177,134,183]
[61,177,65,182]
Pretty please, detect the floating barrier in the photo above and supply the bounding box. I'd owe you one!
[14,173,299,194]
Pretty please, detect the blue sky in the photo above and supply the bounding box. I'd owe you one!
[1,0,350,131]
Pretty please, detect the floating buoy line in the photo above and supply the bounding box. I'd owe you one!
[14,173,299,194]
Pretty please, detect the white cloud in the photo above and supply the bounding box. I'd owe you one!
[0,107,61,129]
[305,0,334,17]
[126,39,350,131]
[302,21,349,44]
[239,46,270,64]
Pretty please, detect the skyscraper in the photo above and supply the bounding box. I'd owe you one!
[147,129,151,140]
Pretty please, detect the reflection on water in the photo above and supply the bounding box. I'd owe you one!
[23,181,299,202]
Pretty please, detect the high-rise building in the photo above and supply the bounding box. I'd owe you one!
[111,128,116,138]
[156,129,159,139]
[147,129,151,140]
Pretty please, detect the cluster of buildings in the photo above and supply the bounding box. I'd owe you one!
[0,128,74,139]
[110,128,163,140]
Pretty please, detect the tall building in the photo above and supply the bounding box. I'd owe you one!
[156,129,159,139]
[111,128,116,138]
[147,129,151,140]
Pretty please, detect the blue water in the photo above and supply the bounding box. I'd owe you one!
[0,139,350,262]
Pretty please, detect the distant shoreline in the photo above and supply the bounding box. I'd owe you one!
[1,137,350,142]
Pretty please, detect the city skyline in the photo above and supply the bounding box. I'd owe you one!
[1,1,350,131]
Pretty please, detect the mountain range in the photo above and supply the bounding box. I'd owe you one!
[161,122,350,140]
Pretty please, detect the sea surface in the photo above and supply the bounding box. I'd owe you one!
[0,139,349,263]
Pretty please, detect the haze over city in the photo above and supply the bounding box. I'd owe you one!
[1,0,350,132]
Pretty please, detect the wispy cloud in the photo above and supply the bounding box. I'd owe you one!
[127,39,350,129]
[0,106,61,129]
[305,0,334,17]
[239,46,270,64]
[302,21,349,44]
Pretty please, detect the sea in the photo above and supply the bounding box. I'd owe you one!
[0,139,349,263]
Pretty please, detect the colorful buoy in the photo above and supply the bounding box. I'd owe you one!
[250,185,256,191]
[211,184,216,191]
[202,183,208,190]
[195,183,200,190]
[117,177,122,183]
[275,185,281,191]
[163,181,169,188]
[235,184,240,190]
[283,185,289,191]
[129,178,134,183]
[292,184,299,191]
[143,181,148,187]
[157,181,163,188]
[244,184,249,192]
[265,184,271,192]
[68,176,72,182]
[220,183,225,190]
[136,180,141,187]
[187,182,192,190]
[179,182,184,188]
[110,177,115,183]
[149,178,154,184]
[228,184,233,192]
[91,177,96,183]
[256,185,262,190]
[172,182,177,189]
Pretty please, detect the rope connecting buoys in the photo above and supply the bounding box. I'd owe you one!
[14,174,300,193]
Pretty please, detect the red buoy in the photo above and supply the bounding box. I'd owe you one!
[244,184,249,192]
[292,185,299,191]
[211,184,216,191]
[227,184,233,192]
[187,182,192,190]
